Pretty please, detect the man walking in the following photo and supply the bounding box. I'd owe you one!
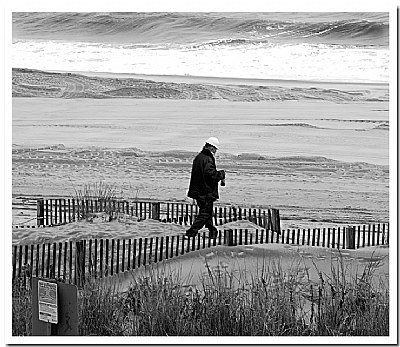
[186,137,225,239]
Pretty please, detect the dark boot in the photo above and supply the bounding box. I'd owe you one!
[186,228,198,237]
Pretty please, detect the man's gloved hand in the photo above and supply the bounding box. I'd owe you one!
[219,170,226,180]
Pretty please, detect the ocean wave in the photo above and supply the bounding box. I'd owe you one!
[189,38,270,49]
[13,12,388,47]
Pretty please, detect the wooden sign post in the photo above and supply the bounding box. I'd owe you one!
[32,278,78,336]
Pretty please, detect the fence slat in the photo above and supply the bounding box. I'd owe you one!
[72,199,76,222]
[149,238,154,263]
[167,203,170,222]
[138,238,142,267]
[367,224,371,247]
[180,203,184,225]
[12,246,17,280]
[372,224,376,246]
[387,223,390,245]
[105,239,110,276]
[181,235,185,255]
[154,237,158,263]
[69,241,73,283]
[192,235,196,251]
[327,228,331,248]
[75,241,85,287]
[144,238,148,266]
[99,239,104,278]
[176,236,180,257]
[187,235,191,252]
[331,228,336,248]
[382,224,386,245]
[45,200,49,225]
[197,234,201,251]
[376,224,380,246]
[159,237,164,261]
[165,236,169,260]
[88,239,93,277]
[57,243,62,279]
[36,244,40,278]
[122,240,125,272]
[111,239,115,275]
[21,245,28,286]
[63,199,67,224]
[46,243,51,278]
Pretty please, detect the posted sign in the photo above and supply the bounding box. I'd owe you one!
[38,280,58,324]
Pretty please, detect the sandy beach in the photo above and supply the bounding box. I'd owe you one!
[12,69,389,238]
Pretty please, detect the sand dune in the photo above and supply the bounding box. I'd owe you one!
[107,242,389,296]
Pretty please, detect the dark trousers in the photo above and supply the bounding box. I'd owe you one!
[189,199,216,232]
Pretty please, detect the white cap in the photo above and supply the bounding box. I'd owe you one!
[205,137,220,149]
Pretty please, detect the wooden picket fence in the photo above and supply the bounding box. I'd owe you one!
[34,197,281,232]
[12,223,389,288]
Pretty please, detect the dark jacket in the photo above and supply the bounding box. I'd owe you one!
[187,148,224,201]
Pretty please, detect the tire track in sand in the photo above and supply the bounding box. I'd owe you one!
[60,76,86,98]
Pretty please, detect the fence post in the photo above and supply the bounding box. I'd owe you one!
[37,199,45,226]
[346,226,356,249]
[151,202,161,220]
[75,241,85,288]
[224,229,234,246]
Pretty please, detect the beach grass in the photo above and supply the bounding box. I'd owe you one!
[12,277,33,336]
[71,181,118,221]
[12,252,389,336]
